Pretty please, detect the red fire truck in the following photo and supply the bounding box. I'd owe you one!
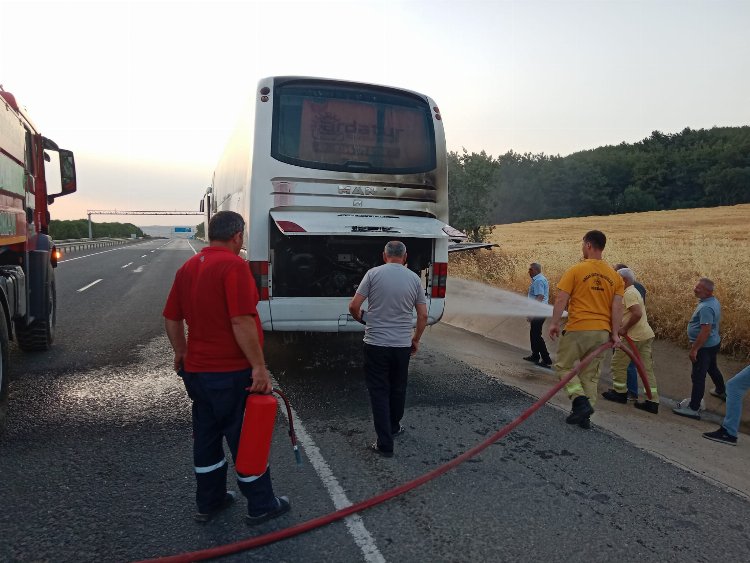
[0,86,77,433]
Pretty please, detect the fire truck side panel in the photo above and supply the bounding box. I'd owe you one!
[0,87,77,433]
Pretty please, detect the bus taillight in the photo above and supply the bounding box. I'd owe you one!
[431,262,447,298]
[250,261,269,300]
[276,221,306,233]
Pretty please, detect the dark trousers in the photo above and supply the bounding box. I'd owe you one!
[363,344,411,453]
[689,344,725,411]
[180,369,276,516]
[529,318,551,363]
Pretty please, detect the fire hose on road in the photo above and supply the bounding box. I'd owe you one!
[139,338,649,563]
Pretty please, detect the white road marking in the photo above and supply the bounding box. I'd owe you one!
[150,250,155,253]
[273,377,385,563]
[57,241,155,264]
[77,279,103,292]
[59,247,131,263]
[121,262,133,269]
[133,266,144,273]
[59,240,194,264]
[187,239,198,254]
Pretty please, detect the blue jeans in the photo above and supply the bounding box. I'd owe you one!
[722,365,750,437]
[626,361,638,396]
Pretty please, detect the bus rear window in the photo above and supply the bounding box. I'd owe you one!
[272,81,436,174]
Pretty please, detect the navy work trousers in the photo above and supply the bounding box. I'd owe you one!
[363,344,411,453]
[180,369,276,516]
[529,318,551,363]
[689,344,725,411]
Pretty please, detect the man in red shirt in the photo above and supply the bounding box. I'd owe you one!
[163,211,290,524]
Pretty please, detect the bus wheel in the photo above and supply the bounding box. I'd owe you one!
[16,268,56,352]
[0,315,10,435]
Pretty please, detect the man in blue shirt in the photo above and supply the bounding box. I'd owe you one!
[522,262,552,369]
[673,277,726,419]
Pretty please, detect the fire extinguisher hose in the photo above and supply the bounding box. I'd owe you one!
[272,388,302,465]
[137,339,641,563]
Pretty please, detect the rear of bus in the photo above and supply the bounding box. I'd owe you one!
[242,77,455,332]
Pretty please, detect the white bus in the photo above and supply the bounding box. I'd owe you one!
[203,76,464,332]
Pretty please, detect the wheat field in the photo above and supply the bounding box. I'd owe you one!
[449,204,750,360]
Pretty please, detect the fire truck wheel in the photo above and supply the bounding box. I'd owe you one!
[0,314,9,435]
[15,268,56,352]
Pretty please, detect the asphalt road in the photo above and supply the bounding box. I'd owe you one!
[1,238,748,562]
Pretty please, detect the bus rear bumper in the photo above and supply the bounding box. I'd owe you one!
[262,297,445,332]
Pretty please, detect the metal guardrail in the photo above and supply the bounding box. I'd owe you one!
[55,238,143,255]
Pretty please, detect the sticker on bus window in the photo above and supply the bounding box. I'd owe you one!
[298,99,430,169]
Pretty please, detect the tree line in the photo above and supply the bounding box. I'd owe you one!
[49,220,145,240]
[449,126,750,241]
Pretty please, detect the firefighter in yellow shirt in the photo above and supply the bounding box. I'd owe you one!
[602,267,660,413]
[549,230,624,429]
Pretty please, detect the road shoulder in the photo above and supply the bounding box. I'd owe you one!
[424,322,750,500]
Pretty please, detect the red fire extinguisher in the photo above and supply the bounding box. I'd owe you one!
[236,388,301,476]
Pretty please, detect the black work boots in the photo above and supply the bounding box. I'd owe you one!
[566,396,594,427]
[603,389,659,414]
[601,389,628,404]
[634,400,659,414]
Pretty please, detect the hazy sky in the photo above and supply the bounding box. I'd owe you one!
[1,0,748,226]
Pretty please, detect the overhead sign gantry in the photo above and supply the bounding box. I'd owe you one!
[86,209,203,239]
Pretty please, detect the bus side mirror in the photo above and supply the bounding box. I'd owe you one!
[200,200,205,212]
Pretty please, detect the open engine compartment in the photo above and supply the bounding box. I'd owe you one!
[270,222,433,298]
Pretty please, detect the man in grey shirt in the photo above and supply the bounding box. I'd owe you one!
[349,241,428,457]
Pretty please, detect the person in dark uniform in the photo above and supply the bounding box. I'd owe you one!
[164,210,290,524]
